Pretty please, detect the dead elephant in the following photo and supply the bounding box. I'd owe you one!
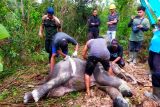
[24,58,132,107]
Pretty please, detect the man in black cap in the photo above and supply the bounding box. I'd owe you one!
[107,39,125,67]
[50,32,79,73]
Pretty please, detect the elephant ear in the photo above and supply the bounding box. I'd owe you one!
[0,24,10,40]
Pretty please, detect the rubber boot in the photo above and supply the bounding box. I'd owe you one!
[153,87,160,99]
[144,87,160,101]
[133,52,138,64]
[127,52,134,63]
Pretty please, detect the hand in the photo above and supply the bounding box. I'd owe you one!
[137,24,143,28]
[38,31,43,38]
[112,61,116,65]
[107,22,112,25]
[72,51,78,57]
[91,23,95,25]
[83,55,87,60]
[64,55,70,61]
[131,15,135,20]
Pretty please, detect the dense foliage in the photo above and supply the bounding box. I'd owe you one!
[0,0,152,80]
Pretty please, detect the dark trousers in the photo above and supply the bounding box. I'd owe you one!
[88,31,99,40]
[148,51,160,87]
[152,72,160,87]
[85,56,110,76]
[129,41,142,52]
[148,51,160,72]
[45,39,52,63]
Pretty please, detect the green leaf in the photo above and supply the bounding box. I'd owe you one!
[0,24,10,40]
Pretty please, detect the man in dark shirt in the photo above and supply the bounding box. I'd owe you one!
[87,9,100,40]
[50,32,79,73]
[38,7,61,63]
[108,39,125,67]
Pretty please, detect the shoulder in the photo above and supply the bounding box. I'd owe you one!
[53,16,60,23]
[115,12,119,16]
[118,45,123,49]
[107,45,112,49]
[143,18,149,23]
[89,16,94,19]
[42,15,48,20]
[87,39,94,45]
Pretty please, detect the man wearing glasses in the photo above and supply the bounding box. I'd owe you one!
[127,6,150,64]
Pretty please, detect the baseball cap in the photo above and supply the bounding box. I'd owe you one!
[111,39,118,45]
[59,38,68,48]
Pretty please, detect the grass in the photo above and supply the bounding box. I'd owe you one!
[0,45,82,106]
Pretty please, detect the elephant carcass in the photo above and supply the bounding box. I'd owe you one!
[24,58,132,107]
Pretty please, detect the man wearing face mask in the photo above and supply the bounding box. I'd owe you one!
[39,7,61,63]
[107,39,125,68]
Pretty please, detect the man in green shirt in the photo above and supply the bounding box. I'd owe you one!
[127,6,150,64]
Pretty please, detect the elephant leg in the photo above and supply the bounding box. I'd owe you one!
[111,64,137,84]
[24,92,33,104]
[24,72,71,103]
[47,86,75,97]
[97,85,129,107]
[94,64,133,97]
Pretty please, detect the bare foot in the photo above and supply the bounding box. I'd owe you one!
[86,91,91,97]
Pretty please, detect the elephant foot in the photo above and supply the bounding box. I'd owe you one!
[113,96,129,107]
[24,92,34,104]
[121,90,133,97]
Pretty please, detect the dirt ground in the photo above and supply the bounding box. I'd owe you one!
[0,60,159,107]
[0,44,159,107]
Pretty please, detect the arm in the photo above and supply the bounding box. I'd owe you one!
[107,14,119,25]
[112,57,121,64]
[128,19,134,27]
[109,19,118,24]
[75,43,79,51]
[53,16,62,32]
[38,15,47,38]
[128,16,135,27]
[139,19,150,31]
[38,25,44,38]
[94,17,100,26]
[57,50,66,58]
[88,17,96,27]
[50,54,56,72]
[68,37,79,57]
[82,42,88,60]
[112,46,123,64]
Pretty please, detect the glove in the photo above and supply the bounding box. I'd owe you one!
[72,51,78,57]
[64,55,70,61]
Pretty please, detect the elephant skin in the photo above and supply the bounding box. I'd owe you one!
[24,58,132,107]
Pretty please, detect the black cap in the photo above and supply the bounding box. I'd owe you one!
[59,38,68,48]
[111,39,118,45]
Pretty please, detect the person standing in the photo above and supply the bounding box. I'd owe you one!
[82,37,113,96]
[106,4,119,43]
[127,6,150,64]
[38,7,61,63]
[145,17,160,100]
[87,9,100,40]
